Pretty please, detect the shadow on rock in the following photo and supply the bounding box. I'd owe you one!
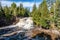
[32,32,52,40]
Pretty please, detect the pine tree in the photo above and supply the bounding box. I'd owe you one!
[32,4,37,12]
[39,0,50,28]
[40,0,49,18]
[0,2,5,17]
[11,2,16,10]
[55,0,60,28]
[0,2,2,16]
[4,6,9,15]
[31,4,37,17]
[11,2,17,17]
[0,2,2,10]
[32,0,50,29]
[50,3,56,29]
[18,3,25,17]
[31,4,38,26]
[24,8,30,17]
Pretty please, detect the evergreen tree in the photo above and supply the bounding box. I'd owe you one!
[32,4,37,12]
[11,2,16,10]
[11,2,17,17]
[39,0,50,28]
[0,2,2,16]
[13,8,17,17]
[31,4,38,26]
[50,4,56,29]
[40,0,49,19]
[4,6,9,15]
[18,3,25,17]
[0,2,2,10]
[24,8,30,17]
[50,5,54,13]
[0,2,5,17]
[55,0,60,28]
[32,0,50,29]
[31,4,37,17]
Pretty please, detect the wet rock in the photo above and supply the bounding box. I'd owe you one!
[0,39,5,40]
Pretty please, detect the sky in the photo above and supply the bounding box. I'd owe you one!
[0,0,42,11]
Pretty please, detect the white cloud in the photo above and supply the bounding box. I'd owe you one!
[1,1,41,11]
[1,1,12,7]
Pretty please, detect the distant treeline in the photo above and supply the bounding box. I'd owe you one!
[0,0,60,29]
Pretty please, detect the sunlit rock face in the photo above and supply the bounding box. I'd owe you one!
[16,17,34,30]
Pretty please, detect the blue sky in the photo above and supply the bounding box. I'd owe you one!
[1,0,42,2]
[0,0,42,11]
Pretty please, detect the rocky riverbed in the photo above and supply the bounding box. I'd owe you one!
[0,27,60,40]
[0,17,60,40]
